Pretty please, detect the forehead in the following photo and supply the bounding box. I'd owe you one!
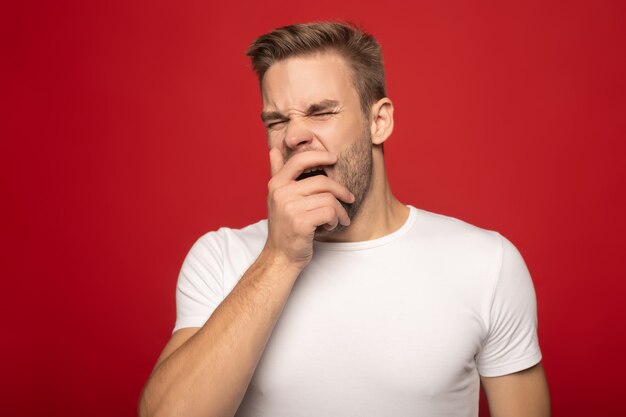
[261,51,358,111]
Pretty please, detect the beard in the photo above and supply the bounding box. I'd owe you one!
[282,121,374,238]
[314,126,373,237]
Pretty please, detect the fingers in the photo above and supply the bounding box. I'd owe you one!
[293,175,355,205]
[284,193,351,228]
[285,205,345,238]
[265,150,352,266]
[307,205,345,232]
[267,150,353,232]
[269,150,337,188]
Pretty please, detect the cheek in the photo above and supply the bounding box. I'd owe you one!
[310,122,335,140]
[312,120,361,150]
[267,132,278,148]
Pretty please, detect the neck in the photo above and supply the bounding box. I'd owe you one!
[315,149,409,243]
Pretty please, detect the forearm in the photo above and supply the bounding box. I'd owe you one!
[139,248,301,417]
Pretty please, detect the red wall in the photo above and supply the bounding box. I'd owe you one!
[2,1,625,415]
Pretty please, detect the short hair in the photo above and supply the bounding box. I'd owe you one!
[245,21,387,118]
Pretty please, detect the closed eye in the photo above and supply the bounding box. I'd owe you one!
[267,120,286,128]
[313,112,336,117]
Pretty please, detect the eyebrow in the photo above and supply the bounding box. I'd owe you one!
[260,99,340,124]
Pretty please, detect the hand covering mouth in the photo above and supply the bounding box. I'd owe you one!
[296,167,327,181]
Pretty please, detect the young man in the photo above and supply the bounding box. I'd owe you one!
[139,22,550,417]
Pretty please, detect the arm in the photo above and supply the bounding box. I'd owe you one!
[480,362,551,417]
[138,150,354,417]
[138,248,302,417]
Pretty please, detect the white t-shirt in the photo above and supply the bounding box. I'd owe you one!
[174,205,542,417]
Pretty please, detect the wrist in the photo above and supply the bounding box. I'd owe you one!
[259,245,307,275]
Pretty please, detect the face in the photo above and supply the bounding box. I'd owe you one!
[261,51,373,235]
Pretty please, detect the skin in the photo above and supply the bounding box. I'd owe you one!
[481,362,551,417]
[260,50,408,262]
[138,50,551,417]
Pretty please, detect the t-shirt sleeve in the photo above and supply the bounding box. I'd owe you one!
[172,231,225,333]
[476,233,543,377]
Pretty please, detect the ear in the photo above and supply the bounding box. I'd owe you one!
[369,97,394,145]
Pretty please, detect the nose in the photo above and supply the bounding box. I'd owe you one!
[284,117,314,151]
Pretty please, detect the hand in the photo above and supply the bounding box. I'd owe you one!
[264,148,355,268]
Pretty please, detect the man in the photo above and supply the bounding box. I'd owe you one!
[139,21,550,417]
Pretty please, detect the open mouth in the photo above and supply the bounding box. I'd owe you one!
[296,167,327,181]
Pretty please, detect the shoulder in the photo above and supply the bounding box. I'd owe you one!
[189,218,268,260]
[407,206,529,281]
[411,206,505,253]
[180,219,269,281]
[176,218,268,294]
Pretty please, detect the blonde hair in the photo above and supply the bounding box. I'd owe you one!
[245,21,387,117]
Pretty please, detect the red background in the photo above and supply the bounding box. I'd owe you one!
[2,1,625,416]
